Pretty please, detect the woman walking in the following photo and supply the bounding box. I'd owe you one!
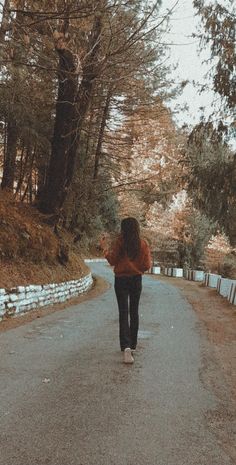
[100,217,152,364]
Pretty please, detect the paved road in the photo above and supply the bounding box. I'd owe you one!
[0,263,233,465]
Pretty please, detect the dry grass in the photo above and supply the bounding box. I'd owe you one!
[0,192,88,288]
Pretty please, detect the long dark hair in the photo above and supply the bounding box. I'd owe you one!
[120,217,141,260]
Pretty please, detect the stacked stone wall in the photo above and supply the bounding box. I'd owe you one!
[0,274,93,321]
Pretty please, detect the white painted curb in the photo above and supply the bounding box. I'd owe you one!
[181,269,236,307]
[192,270,205,282]
[229,282,236,305]
[0,273,93,321]
[217,277,236,299]
[151,266,161,275]
[204,273,221,289]
[172,268,183,278]
[164,267,184,278]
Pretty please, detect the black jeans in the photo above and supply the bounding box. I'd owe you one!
[114,275,142,351]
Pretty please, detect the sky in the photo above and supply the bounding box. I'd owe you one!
[159,0,214,128]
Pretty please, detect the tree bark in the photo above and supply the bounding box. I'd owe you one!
[14,143,25,197]
[228,156,236,247]
[93,86,112,180]
[0,0,10,41]
[21,145,36,203]
[1,120,18,191]
[39,13,102,215]
[1,2,25,192]
[39,47,78,213]
[65,15,103,189]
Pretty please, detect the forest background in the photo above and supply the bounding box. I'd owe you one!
[0,0,235,288]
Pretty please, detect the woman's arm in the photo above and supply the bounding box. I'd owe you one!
[100,235,121,266]
[140,241,152,271]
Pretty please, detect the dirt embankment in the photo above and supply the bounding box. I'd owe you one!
[0,192,89,289]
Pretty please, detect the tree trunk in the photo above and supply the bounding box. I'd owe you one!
[36,157,48,202]
[21,145,36,203]
[1,120,18,191]
[0,0,10,41]
[228,156,236,247]
[39,48,78,213]
[1,2,25,192]
[93,86,112,180]
[14,143,25,198]
[38,13,102,215]
[65,15,103,189]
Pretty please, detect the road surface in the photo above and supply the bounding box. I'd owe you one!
[0,263,234,465]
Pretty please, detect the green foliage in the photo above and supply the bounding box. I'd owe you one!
[99,189,120,232]
[179,210,216,269]
[187,0,236,246]
[63,162,120,243]
[0,0,179,250]
[194,0,235,139]
[219,252,236,279]
[184,123,236,245]
[74,191,119,241]
[194,0,236,109]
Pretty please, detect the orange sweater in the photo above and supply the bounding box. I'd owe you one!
[105,236,152,276]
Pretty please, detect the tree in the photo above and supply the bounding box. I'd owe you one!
[0,1,171,211]
[39,9,103,213]
[0,0,182,247]
[110,100,184,224]
[0,0,56,196]
[194,0,236,130]
[173,207,216,268]
[184,123,236,246]
[41,0,172,227]
[1,2,25,191]
[190,1,236,247]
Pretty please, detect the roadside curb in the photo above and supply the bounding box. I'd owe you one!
[0,273,93,321]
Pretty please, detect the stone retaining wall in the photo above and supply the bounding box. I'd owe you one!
[0,273,93,321]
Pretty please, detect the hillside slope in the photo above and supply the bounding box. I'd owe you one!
[0,193,89,289]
